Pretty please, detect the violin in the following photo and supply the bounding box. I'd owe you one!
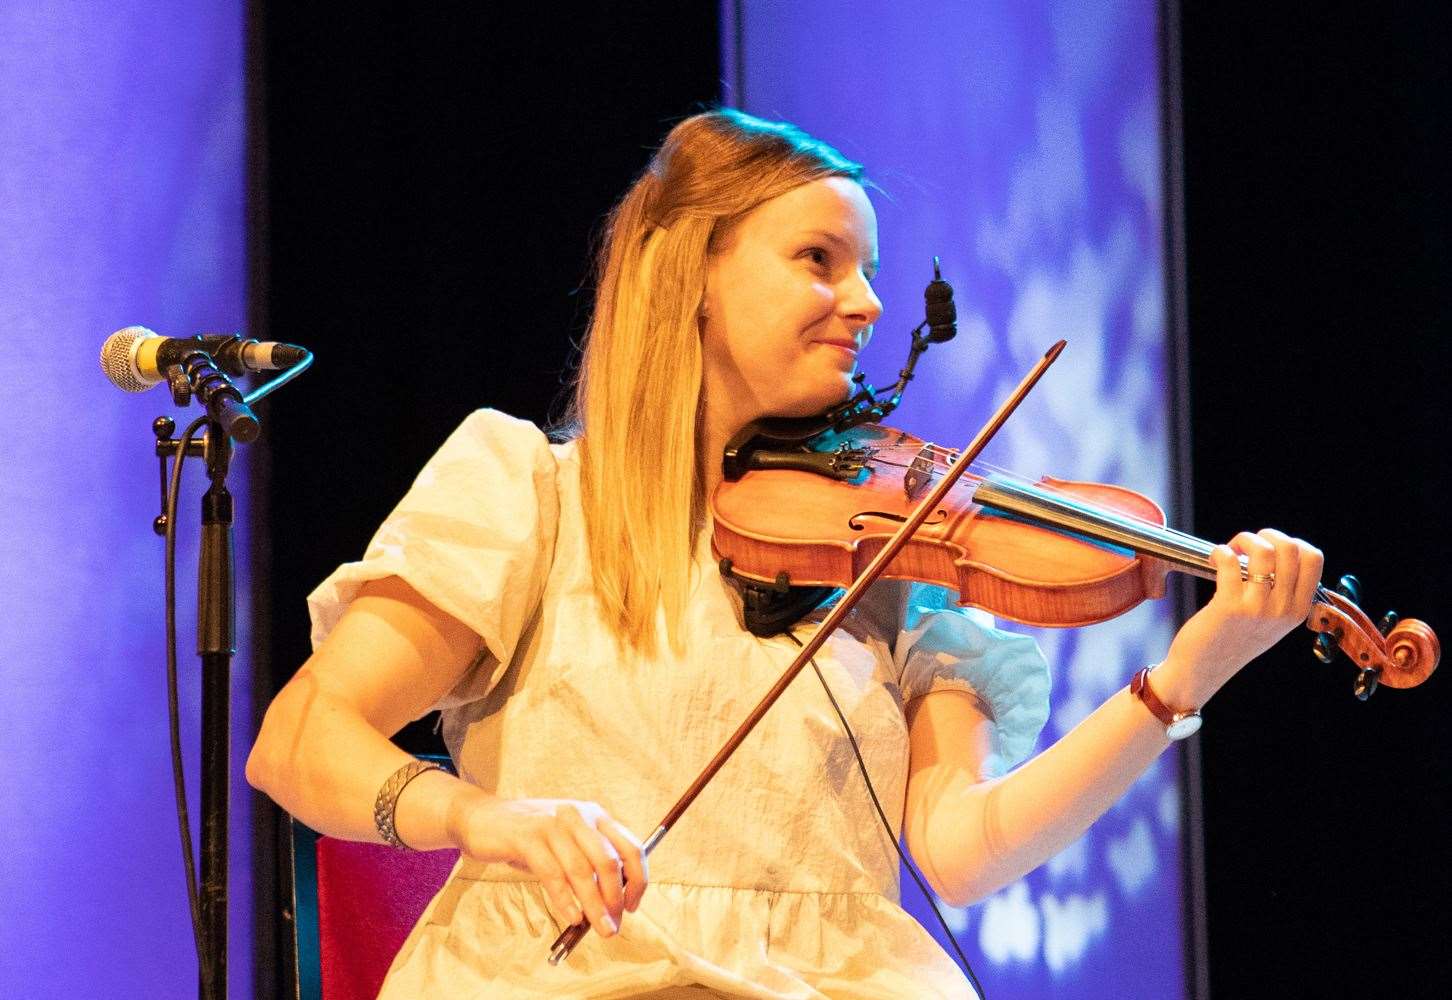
[712,415,1440,696]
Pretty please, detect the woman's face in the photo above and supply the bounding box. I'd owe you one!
[701,176,882,425]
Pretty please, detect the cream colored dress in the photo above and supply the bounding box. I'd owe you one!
[308,410,1050,999]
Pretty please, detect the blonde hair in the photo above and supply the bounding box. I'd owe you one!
[563,109,864,654]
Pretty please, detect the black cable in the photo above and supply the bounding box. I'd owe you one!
[786,630,987,1000]
[164,414,216,1000]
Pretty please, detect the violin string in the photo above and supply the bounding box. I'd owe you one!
[862,444,1366,587]
[846,445,1369,670]
[864,447,1310,590]
[866,443,1219,555]
[928,450,1205,543]
[851,446,1347,613]
[868,440,1345,582]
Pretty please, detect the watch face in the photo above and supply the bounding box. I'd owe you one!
[1167,713,1202,740]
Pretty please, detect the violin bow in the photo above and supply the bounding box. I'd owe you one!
[547,340,1068,964]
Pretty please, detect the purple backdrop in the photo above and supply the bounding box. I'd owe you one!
[729,1,1186,996]
[0,4,251,997]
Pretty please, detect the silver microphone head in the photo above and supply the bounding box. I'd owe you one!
[99,326,158,392]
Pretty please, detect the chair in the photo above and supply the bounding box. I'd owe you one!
[291,758,461,1000]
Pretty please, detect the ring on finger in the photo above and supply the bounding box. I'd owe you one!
[1248,571,1276,586]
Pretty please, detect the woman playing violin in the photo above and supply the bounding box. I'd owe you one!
[246,109,1324,998]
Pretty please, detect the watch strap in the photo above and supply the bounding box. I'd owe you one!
[1131,666,1201,739]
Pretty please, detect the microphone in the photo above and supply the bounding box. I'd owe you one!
[100,326,308,392]
[923,257,957,344]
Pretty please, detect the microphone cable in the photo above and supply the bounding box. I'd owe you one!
[786,629,987,999]
[162,414,216,1000]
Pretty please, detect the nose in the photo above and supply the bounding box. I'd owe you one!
[841,270,883,335]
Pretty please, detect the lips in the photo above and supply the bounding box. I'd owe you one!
[814,338,859,354]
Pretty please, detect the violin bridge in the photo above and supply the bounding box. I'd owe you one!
[903,443,938,500]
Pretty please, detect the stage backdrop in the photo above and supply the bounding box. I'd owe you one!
[0,4,252,998]
[728,1,1188,996]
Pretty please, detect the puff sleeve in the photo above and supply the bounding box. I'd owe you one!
[305,409,559,714]
[860,580,1051,779]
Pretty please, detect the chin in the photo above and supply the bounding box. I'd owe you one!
[768,375,856,419]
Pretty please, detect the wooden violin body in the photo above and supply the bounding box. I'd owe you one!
[715,424,1172,628]
[712,421,1440,693]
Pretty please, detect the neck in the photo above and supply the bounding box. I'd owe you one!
[699,407,742,513]
[698,361,764,509]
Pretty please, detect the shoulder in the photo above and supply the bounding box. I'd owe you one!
[356,407,572,567]
[412,409,570,496]
[307,409,570,669]
[432,408,556,462]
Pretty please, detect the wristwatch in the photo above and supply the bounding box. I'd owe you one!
[1131,666,1202,740]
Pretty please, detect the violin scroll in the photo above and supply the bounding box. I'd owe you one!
[1306,579,1440,697]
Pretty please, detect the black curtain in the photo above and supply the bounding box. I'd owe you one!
[1180,5,1451,998]
[250,6,721,996]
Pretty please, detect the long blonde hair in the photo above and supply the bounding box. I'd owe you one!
[564,109,864,654]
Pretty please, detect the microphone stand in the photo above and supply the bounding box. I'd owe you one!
[150,348,313,1000]
[199,423,234,999]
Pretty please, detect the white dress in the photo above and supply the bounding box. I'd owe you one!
[308,410,1051,999]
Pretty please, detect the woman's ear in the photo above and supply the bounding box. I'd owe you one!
[697,270,715,335]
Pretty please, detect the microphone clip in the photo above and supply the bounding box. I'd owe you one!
[161,333,258,409]
[170,344,260,444]
[164,364,193,408]
[820,257,956,435]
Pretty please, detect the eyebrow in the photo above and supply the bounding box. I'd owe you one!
[806,229,879,277]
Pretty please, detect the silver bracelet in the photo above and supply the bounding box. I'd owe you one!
[373,760,445,851]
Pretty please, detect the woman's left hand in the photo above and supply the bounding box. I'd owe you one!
[1152,528,1324,710]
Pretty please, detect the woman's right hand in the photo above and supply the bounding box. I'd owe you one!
[447,792,648,937]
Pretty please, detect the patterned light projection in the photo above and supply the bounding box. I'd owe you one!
[730,1,1185,995]
[0,4,250,998]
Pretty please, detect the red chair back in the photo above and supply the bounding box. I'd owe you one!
[293,822,459,1000]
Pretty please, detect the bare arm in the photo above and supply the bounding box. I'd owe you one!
[245,575,646,934]
[246,574,488,849]
[903,677,1170,905]
[903,529,1323,906]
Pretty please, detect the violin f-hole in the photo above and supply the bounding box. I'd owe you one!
[849,509,947,531]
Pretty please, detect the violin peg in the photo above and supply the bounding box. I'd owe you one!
[1353,665,1380,701]
[1313,633,1338,664]
[1335,574,1363,605]
[1378,610,1399,636]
